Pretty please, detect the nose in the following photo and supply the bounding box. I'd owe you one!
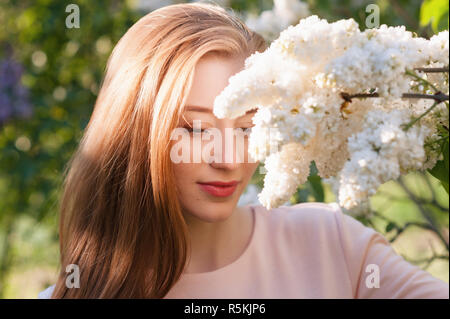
[209,127,241,170]
[210,158,240,170]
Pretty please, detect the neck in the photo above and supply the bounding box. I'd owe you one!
[182,205,252,274]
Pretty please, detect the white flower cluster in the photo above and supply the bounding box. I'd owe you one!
[244,0,310,43]
[257,142,312,208]
[213,15,449,210]
[338,108,433,209]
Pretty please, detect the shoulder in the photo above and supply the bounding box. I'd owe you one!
[254,201,343,227]
[38,284,56,299]
[253,201,350,241]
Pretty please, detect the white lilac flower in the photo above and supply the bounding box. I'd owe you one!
[338,149,400,209]
[338,108,434,208]
[309,98,370,179]
[213,50,307,119]
[212,16,448,210]
[428,30,449,65]
[273,0,310,26]
[258,142,311,210]
[245,0,310,43]
[271,16,363,72]
[325,25,432,99]
[248,103,317,161]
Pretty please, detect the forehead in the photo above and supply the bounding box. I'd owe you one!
[185,54,246,112]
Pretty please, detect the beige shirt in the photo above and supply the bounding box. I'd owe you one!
[163,202,449,299]
[38,202,449,299]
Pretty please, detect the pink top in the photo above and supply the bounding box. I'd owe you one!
[162,202,449,299]
[38,202,449,299]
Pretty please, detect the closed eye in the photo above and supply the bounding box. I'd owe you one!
[183,125,210,133]
[181,125,252,134]
[236,127,253,134]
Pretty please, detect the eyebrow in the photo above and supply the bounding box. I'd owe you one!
[185,105,258,115]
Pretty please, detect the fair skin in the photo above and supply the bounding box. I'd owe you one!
[171,53,259,274]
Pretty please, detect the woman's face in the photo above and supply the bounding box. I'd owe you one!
[171,53,259,223]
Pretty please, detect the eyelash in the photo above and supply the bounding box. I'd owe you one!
[183,126,208,133]
[183,126,252,134]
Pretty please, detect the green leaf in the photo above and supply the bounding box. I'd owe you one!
[428,139,449,194]
[307,161,324,202]
[385,222,396,233]
[444,139,449,172]
[307,175,325,202]
[428,161,449,192]
[420,0,450,32]
[296,187,310,203]
[441,180,449,193]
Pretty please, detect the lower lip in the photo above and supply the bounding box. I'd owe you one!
[197,183,238,197]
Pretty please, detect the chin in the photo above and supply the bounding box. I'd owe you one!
[189,201,237,223]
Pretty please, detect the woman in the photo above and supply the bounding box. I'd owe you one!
[38,3,448,299]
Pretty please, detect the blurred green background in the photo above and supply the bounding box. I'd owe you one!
[0,0,448,298]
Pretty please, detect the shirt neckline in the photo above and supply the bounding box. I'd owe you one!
[180,204,258,278]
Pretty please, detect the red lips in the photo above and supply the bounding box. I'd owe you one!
[199,180,239,187]
[197,180,240,197]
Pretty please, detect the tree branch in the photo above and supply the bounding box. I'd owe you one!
[405,69,441,92]
[371,210,433,243]
[403,253,449,270]
[397,176,449,251]
[340,91,449,104]
[401,101,438,131]
[414,67,450,73]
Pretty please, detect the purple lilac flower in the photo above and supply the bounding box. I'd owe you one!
[0,54,33,126]
[0,92,13,123]
[0,59,23,89]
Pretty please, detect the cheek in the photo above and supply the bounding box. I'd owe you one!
[172,162,195,182]
[242,162,259,181]
[172,163,195,192]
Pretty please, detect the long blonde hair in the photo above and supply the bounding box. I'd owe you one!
[51,2,267,298]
